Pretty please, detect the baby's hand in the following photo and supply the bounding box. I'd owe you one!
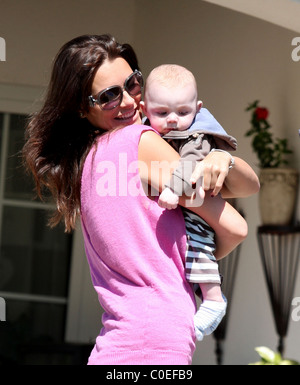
[158,188,179,210]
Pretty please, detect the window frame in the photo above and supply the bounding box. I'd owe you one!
[0,83,100,344]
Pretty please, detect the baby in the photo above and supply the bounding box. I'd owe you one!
[141,64,244,340]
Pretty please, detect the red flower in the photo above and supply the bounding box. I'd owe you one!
[255,107,269,121]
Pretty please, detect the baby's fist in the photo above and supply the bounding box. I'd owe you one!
[158,188,179,210]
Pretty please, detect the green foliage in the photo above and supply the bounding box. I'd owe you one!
[250,347,299,365]
[245,100,293,168]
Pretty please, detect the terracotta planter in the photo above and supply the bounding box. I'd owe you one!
[259,168,299,226]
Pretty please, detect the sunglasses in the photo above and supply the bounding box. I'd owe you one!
[88,70,144,110]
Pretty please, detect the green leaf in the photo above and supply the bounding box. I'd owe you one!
[252,347,300,365]
[279,360,300,365]
[274,352,283,365]
[255,347,278,363]
[245,100,259,111]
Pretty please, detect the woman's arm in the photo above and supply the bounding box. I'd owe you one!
[138,130,260,200]
[138,130,257,259]
[138,130,181,192]
[190,151,260,198]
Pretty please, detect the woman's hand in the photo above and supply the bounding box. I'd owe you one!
[190,151,260,199]
[190,151,232,197]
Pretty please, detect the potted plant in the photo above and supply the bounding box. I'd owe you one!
[245,100,299,226]
[250,346,299,365]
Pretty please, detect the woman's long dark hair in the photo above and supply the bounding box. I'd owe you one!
[23,34,140,232]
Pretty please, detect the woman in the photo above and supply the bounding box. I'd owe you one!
[23,35,259,365]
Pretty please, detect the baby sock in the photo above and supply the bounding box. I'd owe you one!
[194,295,227,341]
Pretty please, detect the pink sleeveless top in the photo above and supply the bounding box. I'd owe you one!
[80,124,196,365]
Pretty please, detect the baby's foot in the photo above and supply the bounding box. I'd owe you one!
[194,295,227,341]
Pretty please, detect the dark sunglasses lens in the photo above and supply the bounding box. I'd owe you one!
[99,87,122,110]
[126,72,143,96]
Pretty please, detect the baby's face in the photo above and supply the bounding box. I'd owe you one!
[142,81,201,135]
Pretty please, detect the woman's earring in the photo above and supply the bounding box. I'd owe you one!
[79,111,86,118]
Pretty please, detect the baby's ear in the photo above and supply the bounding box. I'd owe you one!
[140,101,146,115]
[197,100,203,112]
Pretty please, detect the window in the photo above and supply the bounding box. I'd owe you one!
[0,113,72,362]
[0,84,102,364]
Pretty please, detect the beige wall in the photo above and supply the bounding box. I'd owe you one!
[1,0,300,364]
[0,0,137,86]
